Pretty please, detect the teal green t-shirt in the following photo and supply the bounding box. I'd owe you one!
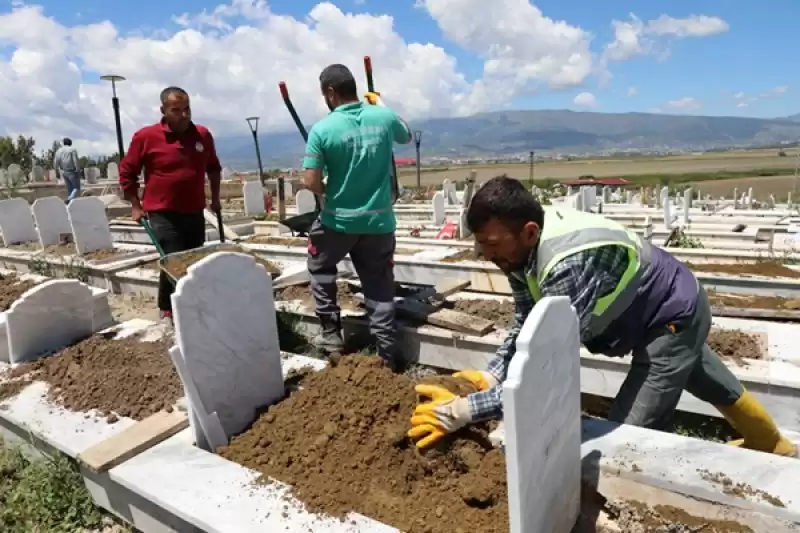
[302,102,411,234]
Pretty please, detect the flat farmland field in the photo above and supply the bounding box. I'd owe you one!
[691,175,799,201]
[396,150,799,186]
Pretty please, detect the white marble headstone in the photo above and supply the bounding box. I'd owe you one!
[432,191,445,225]
[0,169,6,186]
[32,196,73,246]
[446,182,458,205]
[0,198,38,246]
[295,189,316,215]
[106,162,119,182]
[171,252,284,448]
[643,216,653,242]
[6,280,95,365]
[30,165,45,183]
[504,296,580,533]
[457,208,471,239]
[663,197,673,229]
[47,169,57,182]
[84,167,99,185]
[6,164,22,186]
[441,180,451,205]
[67,197,114,254]
[242,181,265,215]
[769,194,777,209]
[625,190,633,204]
[733,188,739,209]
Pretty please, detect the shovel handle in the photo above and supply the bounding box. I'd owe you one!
[364,56,374,92]
[139,218,166,258]
[216,209,225,243]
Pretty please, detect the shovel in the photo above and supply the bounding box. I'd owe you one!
[277,81,321,236]
[364,56,400,204]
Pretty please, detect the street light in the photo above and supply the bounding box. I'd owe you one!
[100,74,126,158]
[413,130,423,188]
[245,117,266,187]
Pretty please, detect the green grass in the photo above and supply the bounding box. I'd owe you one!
[605,168,797,187]
[0,437,128,532]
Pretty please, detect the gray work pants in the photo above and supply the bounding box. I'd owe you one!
[608,288,744,430]
[307,219,397,358]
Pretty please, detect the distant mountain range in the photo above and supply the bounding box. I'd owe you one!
[214,110,800,169]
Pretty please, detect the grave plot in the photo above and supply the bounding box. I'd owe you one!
[275,281,365,314]
[245,235,425,256]
[688,261,800,279]
[161,244,282,281]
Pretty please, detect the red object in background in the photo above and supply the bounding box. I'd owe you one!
[436,221,457,240]
[264,194,272,213]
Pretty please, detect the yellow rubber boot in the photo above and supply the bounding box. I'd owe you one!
[716,391,797,457]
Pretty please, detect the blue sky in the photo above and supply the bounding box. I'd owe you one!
[8,0,799,120]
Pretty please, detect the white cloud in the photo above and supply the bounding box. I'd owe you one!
[728,85,788,108]
[603,13,728,64]
[417,0,593,93]
[573,92,597,108]
[666,97,701,110]
[0,1,503,155]
[627,86,637,96]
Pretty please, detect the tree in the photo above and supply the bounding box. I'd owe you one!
[0,135,36,173]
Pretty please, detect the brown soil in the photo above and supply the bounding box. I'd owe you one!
[698,469,785,508]
[7,242,43,252]
[687,261,800,279]
[707,289,800,311]
[448,299,515,330]
[249,236,308,247]
[707,330,763,364]
[275,282,364,312]
[0,273,38,311]
[601,497,754,533]
[161,245,282,280]
[0,333,181,422]
[42,243,78,256]
[441,248,485,263]
[219,355,507,533]
[83,249,131,262]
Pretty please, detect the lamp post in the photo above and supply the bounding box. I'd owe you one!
[528,150,535,187]
[100,74,126,158]
[414,130,423,188]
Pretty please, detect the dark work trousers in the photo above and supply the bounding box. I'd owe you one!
[307,219,397,359]
[148,210,206,312]
[608,288,744,430]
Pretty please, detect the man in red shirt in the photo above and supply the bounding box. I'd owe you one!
[119,86,222,323]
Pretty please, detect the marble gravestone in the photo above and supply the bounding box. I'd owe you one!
[106,162,119,182]
[432,191,445,225]
[0,169,6,186]
[6,164,22,187]
[242,181,265,215]
[32,196,73,246]
[67,197,114,254]
[0,198,38,246]
[295,189,316,215]
[6,280,95,365]
[504,296,581,533]
[441,180,451,205]
[47,169,57,182]
[171,252,284,450]
[30,165,45,183]
[84,166,99,185]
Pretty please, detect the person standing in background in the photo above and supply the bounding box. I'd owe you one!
[53,138,81,202]
[119,86,222,325]
[302,64,412,370]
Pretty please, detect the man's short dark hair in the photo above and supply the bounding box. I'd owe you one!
[160,86,189,104]
[62,137,72,146]
[466,175,544,233]
[319,64,358,100]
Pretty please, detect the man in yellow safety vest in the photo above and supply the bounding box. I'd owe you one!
[408,175,797,458]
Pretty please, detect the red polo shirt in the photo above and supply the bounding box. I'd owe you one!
[119,120,222,213]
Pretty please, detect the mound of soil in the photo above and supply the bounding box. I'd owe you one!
[707,330,763,364]
[249,236,308,247]
[82,249,142,262]
[448,299,515,330]
[275,282,364,312]
[0,333,181,423]
[0,273,38,311]
[441,248,485,263]
[707,289,800,311]
[161,245,281,280]
[687,261,800,279]
[219,356,507,533]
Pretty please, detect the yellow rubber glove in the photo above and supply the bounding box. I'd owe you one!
[453,370,498,391]
[407,384,472,449]
[364,91,385,106]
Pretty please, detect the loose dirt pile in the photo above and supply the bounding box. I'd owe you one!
[0,273,38,311]
[448,299,515,330]
[706,289,800,311]
[698,469,784,508]
[219,356,507,533]
[707,330,763,364]
[600,498,754,533]
[687,261,800,279]
[441,248,485,263]
[275,282,364,312]
[161,245,281,280]
[0,333,181,423]
[249,236,308,247]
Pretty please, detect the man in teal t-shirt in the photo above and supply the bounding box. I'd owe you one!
[302,63,412,370]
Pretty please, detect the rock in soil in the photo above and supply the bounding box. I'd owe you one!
[161,245,281,280]
[707,330,763,364]
[219,355,507,533]
[0,273,38,311]
[0,333,181,422]
[448,299,515,330]
[687,261,800,279]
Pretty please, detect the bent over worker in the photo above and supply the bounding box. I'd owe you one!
[119,86,222,325]
[302,64,412,370]
[408,175,797,457]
